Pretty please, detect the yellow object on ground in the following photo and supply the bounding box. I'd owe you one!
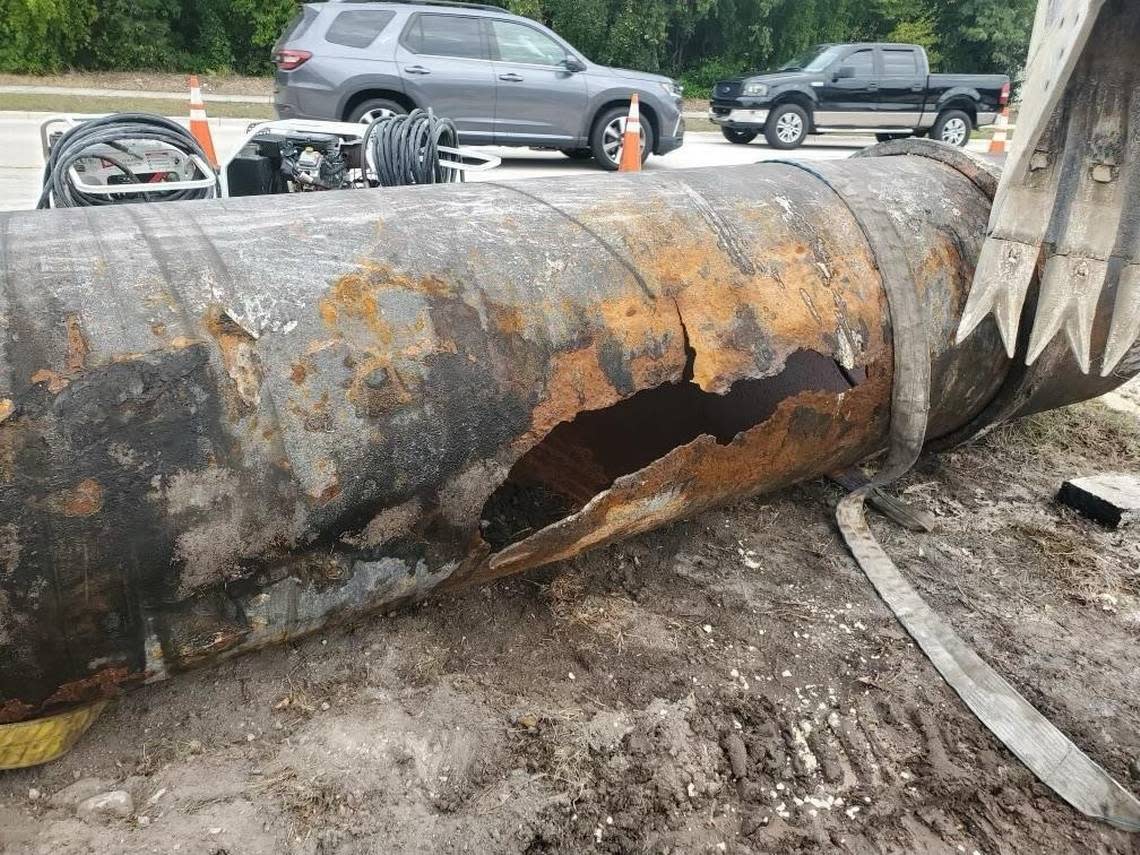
[0,702,108,770]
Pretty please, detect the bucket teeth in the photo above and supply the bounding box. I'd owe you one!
[959,0,1140,377]
[1102,264,1140,376]
[956,238,1037,357]
[1025,255,1106,372]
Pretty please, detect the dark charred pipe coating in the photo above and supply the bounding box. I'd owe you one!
[0,148,1132,727]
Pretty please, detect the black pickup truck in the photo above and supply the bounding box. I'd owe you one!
[710,43,1009,149]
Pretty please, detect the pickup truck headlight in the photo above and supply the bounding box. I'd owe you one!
[742,82,769,97]
[661,81,683,98]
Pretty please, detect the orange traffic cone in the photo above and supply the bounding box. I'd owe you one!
[988,103,1011,156]
[618,94,642,173]
[188,75,219,169]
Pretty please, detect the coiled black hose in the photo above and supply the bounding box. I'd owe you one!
[362,109,463,187]
[37,113,219,209]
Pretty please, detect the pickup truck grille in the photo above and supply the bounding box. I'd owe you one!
[714,82,742,99]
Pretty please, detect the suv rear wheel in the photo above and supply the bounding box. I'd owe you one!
[721,127,758,145]
[764,103,809,149]
[349,98,408,124]
[591,105,654,171]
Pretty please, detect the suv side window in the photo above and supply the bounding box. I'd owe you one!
[280,8,318,43]
[843,49,875,77]
[401,13,486,60]
[881,48,919,76]
[325,10,396,48]
[490,20,566,66]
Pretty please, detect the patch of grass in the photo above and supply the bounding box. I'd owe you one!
[0,92,273,119]
[986,401,1140,470]
[257,769,347,840]
[500,696,596,804]
[997,518,1138,602]
[524,705,595,802]
[397,644,449,686]
[685,117,719,133]
[547,571,586,605]
[975,398,1140,602]
[0,71,273,95]
[547,572,641,652]
[946,395,1140,604]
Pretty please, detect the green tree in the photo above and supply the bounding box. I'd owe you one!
[933,0,1036,77]
[603,0,670,70]
[82,0,179,70]
[228,0,296,71]
[0,0,97,72]
[0,0,1038,88]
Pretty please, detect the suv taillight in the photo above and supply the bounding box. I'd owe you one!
[1000,81,1011,106]
[274,49,312,71]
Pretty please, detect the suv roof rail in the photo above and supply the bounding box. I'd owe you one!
[328,0,506,10]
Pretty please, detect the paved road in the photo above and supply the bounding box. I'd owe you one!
[0,113,989,212]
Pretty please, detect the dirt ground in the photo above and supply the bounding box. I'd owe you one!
[1,382,1138,854]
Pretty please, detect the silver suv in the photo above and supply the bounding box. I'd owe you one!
[272,0,685,170]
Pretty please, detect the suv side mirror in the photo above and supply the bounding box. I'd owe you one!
[562,57,587,73]
[834,65,855,80]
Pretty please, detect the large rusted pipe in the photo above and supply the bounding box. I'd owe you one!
[0,145,1133,737]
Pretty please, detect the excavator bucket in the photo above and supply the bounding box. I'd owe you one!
[956,0,1140,376]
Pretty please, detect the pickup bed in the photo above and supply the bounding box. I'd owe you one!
[710,43,1009,149]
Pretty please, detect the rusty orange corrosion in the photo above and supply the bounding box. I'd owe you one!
[0,153,1132,734]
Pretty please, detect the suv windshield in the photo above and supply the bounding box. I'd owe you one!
[778,45,843,72]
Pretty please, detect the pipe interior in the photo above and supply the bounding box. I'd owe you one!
[479,348,864,550]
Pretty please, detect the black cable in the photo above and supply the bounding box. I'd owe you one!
[37,113,219,209]
[361,108,462,188]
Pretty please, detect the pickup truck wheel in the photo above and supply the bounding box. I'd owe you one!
[764,104,808,149]
[721,127,758,145]
[591,105,654,171]
[932,110,972,147]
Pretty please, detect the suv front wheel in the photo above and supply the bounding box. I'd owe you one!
[349,98,409,124]
[591,105,654,171]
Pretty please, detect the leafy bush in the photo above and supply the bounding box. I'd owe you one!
[681,58,756,100]
[0,0,97,72]
[81,0,180,70]
[0,0,295,74]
